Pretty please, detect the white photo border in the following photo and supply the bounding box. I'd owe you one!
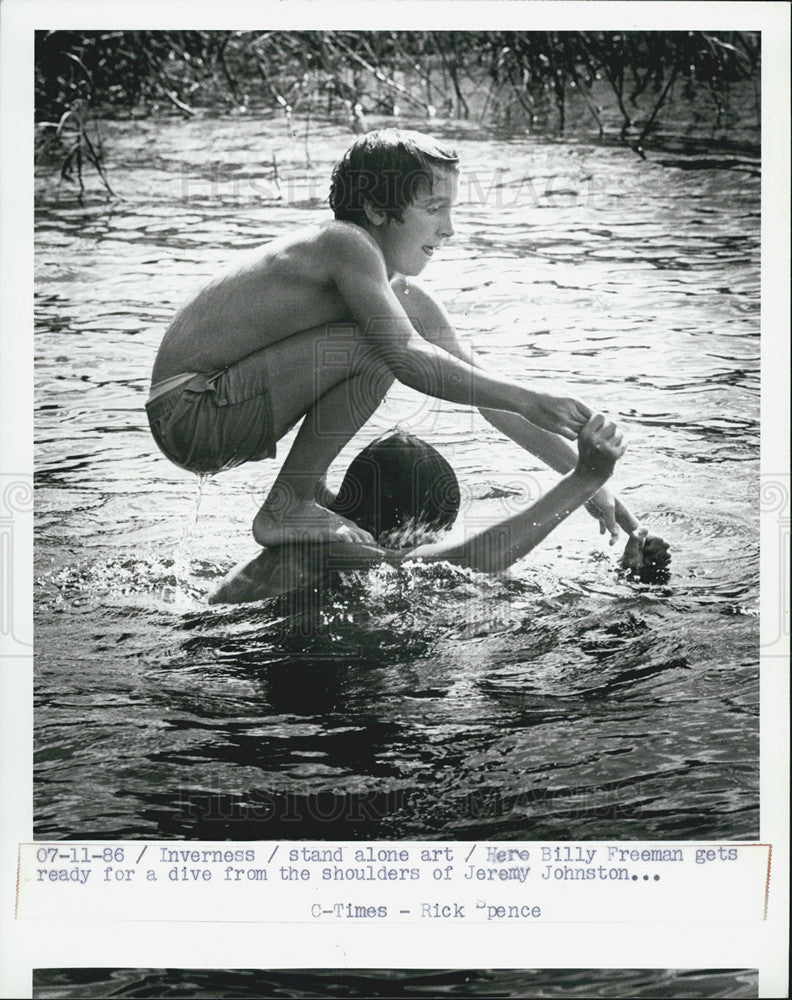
[1,2,788,997]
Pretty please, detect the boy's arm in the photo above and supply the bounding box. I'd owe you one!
[474,409,637,537]
[208,539,389,605]
[404,414,625,572]
[394,277,668,561]
[477,398,669,572]
[328,227,590,440]
[211,414,627,603]
[208,415,666,605]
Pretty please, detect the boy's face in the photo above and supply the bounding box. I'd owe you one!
[374,167,458,277]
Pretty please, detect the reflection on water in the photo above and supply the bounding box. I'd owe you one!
[35,116,759,841]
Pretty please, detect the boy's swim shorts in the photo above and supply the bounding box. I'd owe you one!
[145,350,277,475]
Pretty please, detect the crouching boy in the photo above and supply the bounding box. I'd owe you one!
[148,128,667,573]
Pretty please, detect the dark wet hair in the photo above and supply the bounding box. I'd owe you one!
[329,128,459,227]
[327,430,460,545]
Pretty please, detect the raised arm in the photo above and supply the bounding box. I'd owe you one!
[403,413,626,572]
[393,277,669,569]
[209,415,625,605]
[327,226,590,440]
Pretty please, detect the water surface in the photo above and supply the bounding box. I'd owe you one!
[34,116,759,840]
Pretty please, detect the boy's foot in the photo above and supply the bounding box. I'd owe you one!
[253,498,376,548]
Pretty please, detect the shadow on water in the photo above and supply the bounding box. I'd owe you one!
[35,548,757,842]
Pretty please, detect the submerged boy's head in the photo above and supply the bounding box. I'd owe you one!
[329,128,459,228]
[328,430,460,546]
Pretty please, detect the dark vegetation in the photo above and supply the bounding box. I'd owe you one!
[35,30,760,196]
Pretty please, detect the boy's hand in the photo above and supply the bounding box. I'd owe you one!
[585,486,620,545]
[576,413,627,479]
[528,391,592,440]
[621,526,672,582]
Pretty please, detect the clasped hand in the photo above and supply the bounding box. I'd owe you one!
[575,415,671,578]
[529,390,592,441]
[620,526,671,581]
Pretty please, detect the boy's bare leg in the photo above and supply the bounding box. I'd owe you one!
[251,325,394,546]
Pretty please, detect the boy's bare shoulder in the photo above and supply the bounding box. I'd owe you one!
[313,220,386,273]
[317,219,380,250]
[246,221,383,286]
[250,220,377,258]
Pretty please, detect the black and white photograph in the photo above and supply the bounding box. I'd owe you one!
[0,1,788,996]
[31,25,760,842]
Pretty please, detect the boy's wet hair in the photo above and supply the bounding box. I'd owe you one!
[328,429,460,545]
[329,129,459,227]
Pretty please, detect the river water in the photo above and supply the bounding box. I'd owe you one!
[34,115,759,844]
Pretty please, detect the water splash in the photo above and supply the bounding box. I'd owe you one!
[38,554,208,610]
[170,473,211,606]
